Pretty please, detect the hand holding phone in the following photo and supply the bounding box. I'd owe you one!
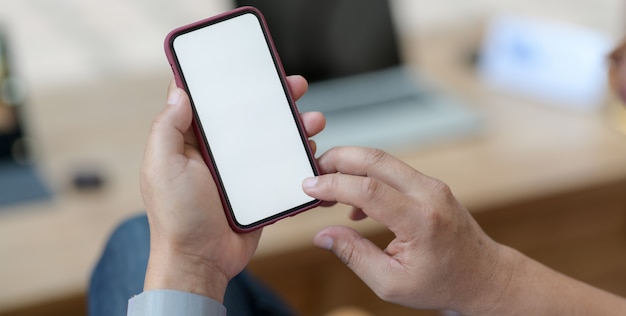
[164,7,320,232]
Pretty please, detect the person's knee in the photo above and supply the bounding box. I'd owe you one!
[107,213,149,249]
[88,213,151,315]
[90,213,150,284]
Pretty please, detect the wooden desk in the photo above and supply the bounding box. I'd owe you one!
[249,28,626,315]
[1,23,626,315]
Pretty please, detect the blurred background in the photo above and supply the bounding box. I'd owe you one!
[0,0,625,315]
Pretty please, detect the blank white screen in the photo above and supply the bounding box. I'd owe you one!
[173,12,316,226]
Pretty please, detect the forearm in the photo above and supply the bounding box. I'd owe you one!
[482,246,626,316]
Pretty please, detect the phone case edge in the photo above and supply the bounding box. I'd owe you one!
[164,6,322,233]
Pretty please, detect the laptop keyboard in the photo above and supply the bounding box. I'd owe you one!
[313,96,482,154]
[0,160,50,208]
[297,66,424,114]
[295,67,484,153]
[326,93,431,116]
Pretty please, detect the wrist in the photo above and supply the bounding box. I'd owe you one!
[143,247,229,303]
[455,244,519,316]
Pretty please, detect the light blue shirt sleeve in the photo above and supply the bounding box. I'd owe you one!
[127,289,227,316]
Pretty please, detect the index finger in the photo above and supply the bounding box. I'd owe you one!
[316,147,430,194]
[302,173,416,233]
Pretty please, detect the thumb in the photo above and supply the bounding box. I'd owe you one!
[146,85,193,159]
[314,226,390,289]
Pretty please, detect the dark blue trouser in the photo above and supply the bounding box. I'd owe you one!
[88,214,296,316]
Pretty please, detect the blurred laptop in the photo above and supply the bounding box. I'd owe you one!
[235,0,483,153]
[0,30,49,208]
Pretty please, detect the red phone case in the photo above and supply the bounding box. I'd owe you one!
[164,6,321,232]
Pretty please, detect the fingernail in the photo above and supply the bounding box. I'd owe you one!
[167,88,181,106]
[314,235,333,250]
[302,177,318,189]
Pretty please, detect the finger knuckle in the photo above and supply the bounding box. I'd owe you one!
[360,177,383,202]
[338,241,358,267]
[314,174,341,198]
[363,148,389,168]
[326,146,344,157]
[424,207,446,230]
[427,176,454,199]
[328,173,342,191]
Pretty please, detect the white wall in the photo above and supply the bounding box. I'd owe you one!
[0,0,623,91]
[392,0,624,37]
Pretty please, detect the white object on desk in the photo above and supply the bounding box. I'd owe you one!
[478,13,613,111]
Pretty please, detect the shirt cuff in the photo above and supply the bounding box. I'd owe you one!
[127,289,227,316]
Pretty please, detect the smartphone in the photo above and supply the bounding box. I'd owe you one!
[164,6,321,232]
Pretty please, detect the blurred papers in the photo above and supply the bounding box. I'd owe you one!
[479,13,613,111]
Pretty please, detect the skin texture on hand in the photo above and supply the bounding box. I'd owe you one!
[301,147,509,313]
[140,76,325,302]
[302,147,626,315]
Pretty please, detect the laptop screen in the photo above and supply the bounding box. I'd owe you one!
[234,0,402,82]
